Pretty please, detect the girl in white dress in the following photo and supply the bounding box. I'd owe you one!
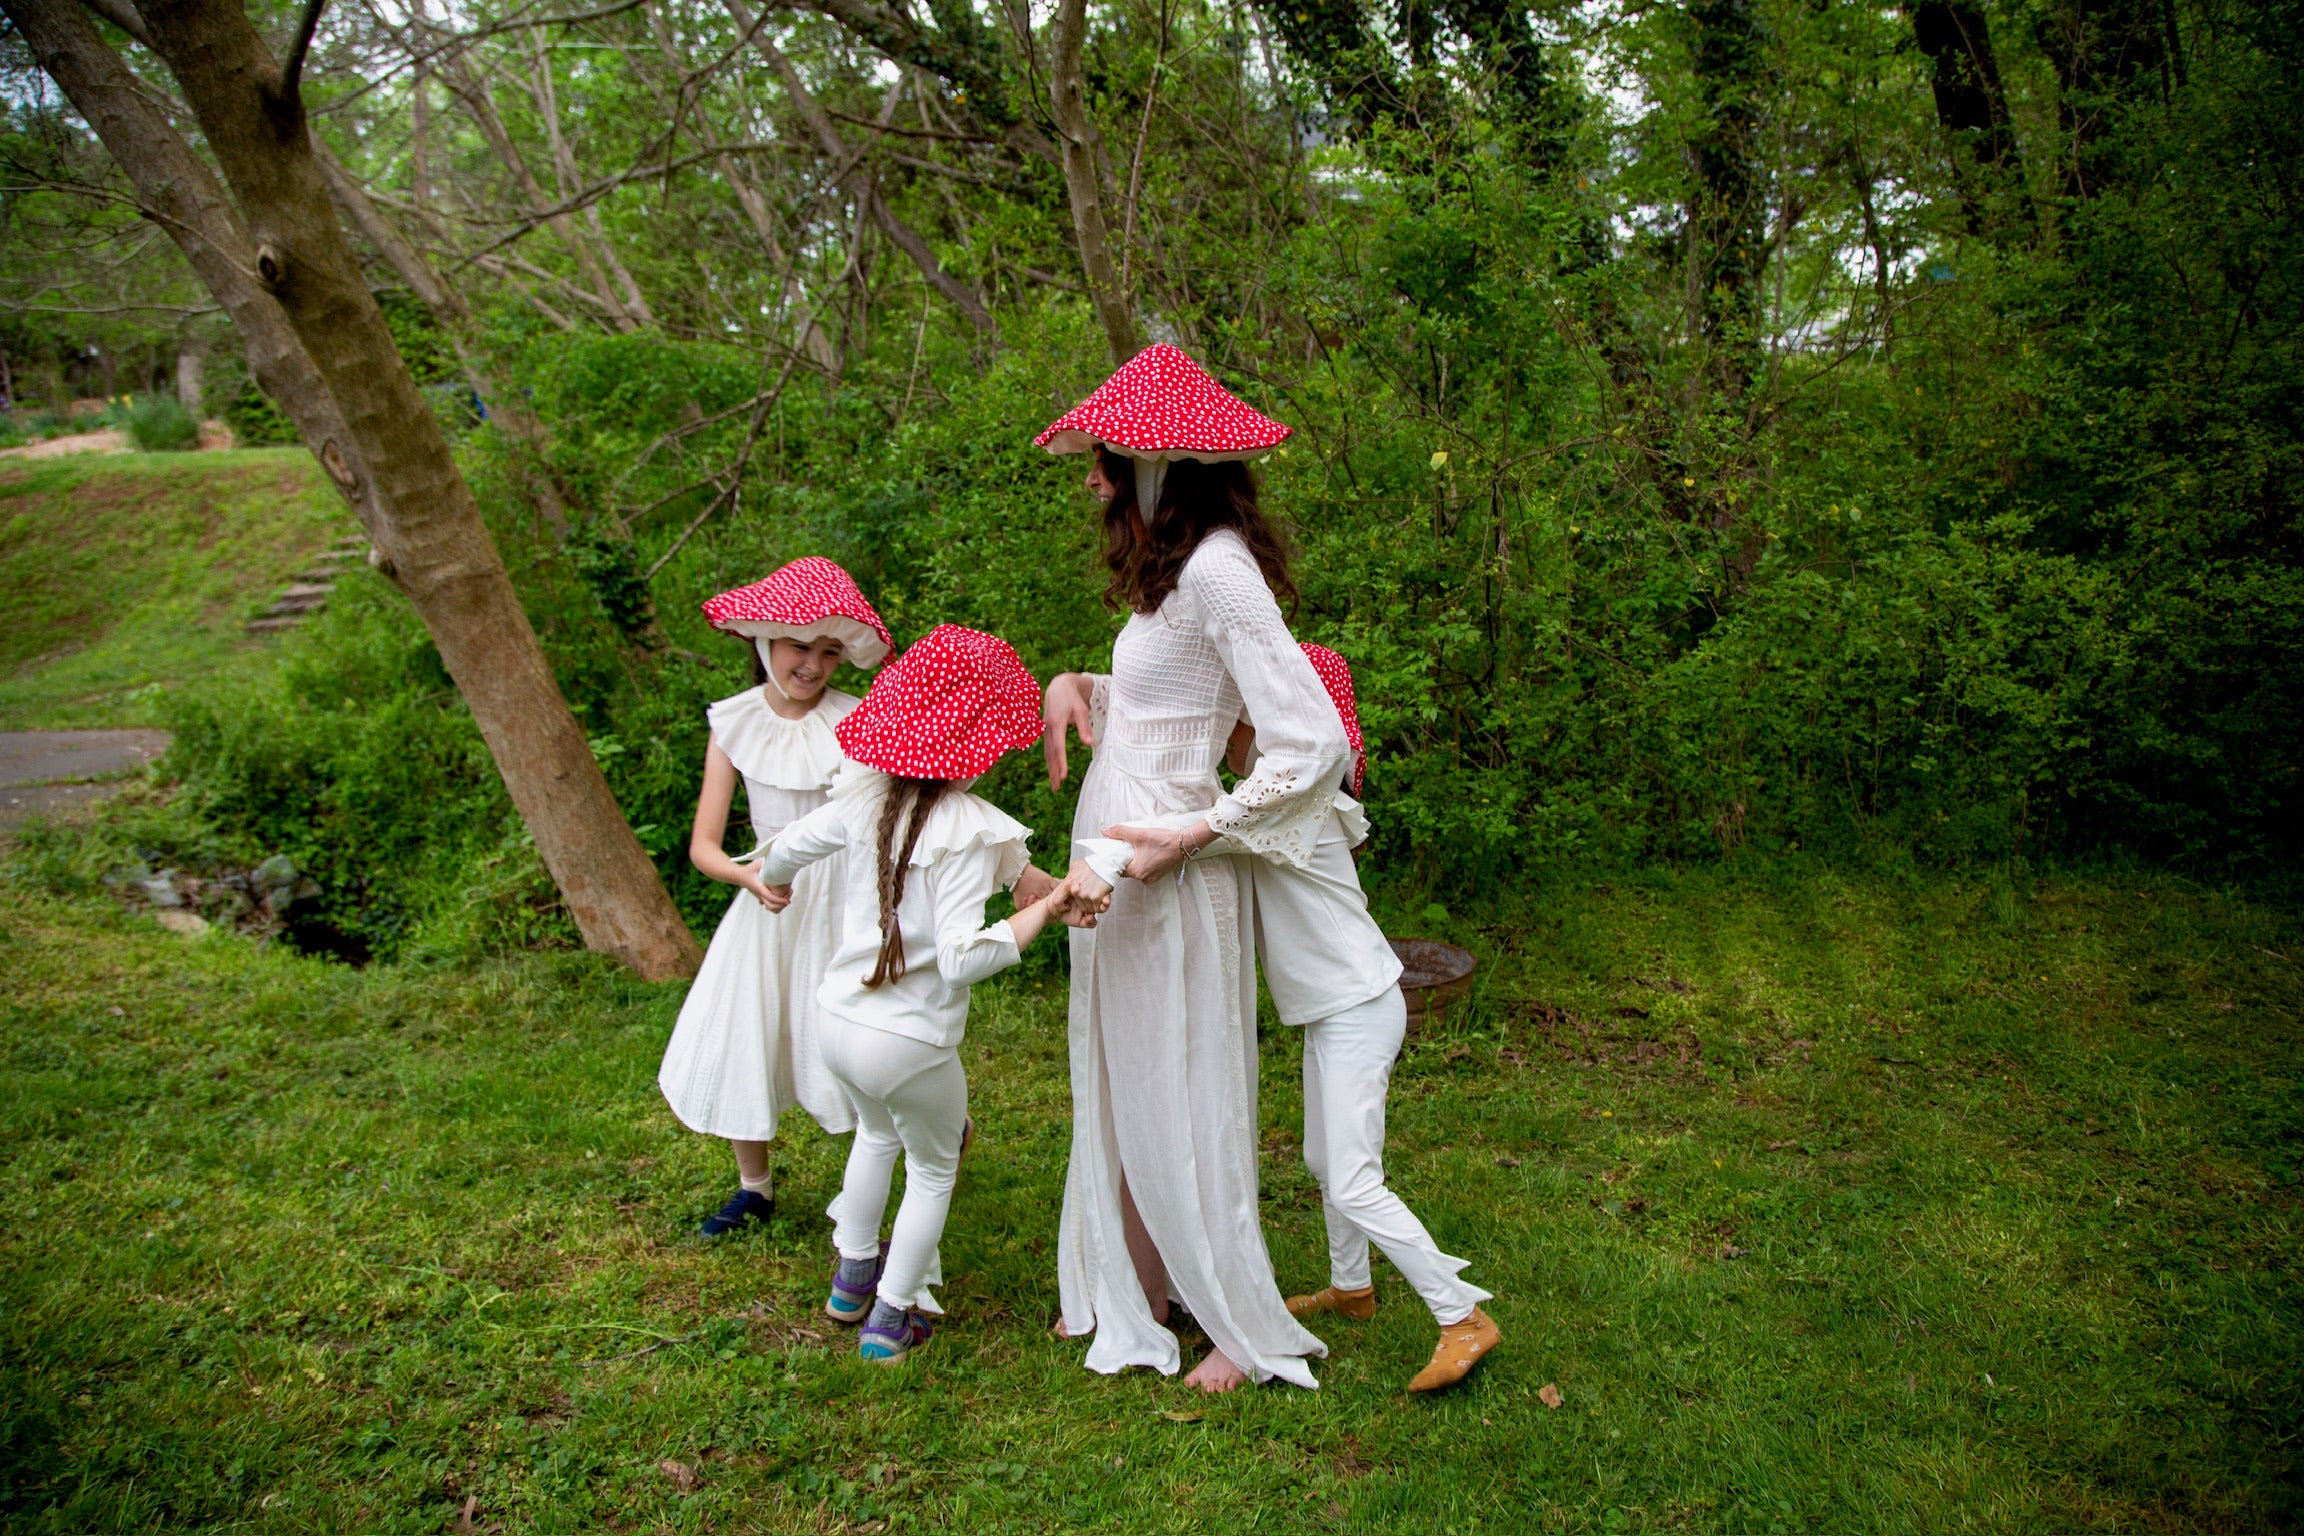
[1036,346,1351,1392]
[658,558,892,1237]
[753,624,1086,1362]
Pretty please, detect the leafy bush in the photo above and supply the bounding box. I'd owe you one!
[125,395,198,451]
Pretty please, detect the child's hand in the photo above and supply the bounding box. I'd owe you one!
[738,868,792,912]
[1065,859,1113,910]
[1012,865,1060,909]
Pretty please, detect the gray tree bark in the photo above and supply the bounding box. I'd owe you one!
[1048,0,1135,365]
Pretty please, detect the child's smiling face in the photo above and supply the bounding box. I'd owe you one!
[768,635,845,701]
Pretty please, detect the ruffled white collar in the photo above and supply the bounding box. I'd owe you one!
[829,763,1033,887]
[706,685,860,791]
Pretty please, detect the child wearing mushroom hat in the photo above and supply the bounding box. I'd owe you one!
[659,558,893,1238]
[751,624,1094,1363]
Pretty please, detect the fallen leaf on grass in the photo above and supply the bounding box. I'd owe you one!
[1538,1383,1564,1409]
[1719,1244,1751,1260]
[454,1495,480,1534]
[1159,1410,1205,1424]
[1767,1140,1796,1151]
[658,1459,700,1494]
[1494,1156,1521,1168]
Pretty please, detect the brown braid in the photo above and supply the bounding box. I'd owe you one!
[863,775,954,989]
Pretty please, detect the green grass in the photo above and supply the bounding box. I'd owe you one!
[0,451,353,729]
[0,865,2296,1533]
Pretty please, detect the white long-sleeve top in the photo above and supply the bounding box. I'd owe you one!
[1091,528,1351,869]
[754,765,1033,1049]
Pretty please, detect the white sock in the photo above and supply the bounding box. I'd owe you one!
[740,1169,772,1199]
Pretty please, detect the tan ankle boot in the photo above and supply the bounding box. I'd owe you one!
[1286,1284,1377,1321]
[1407,1307,1501,1392]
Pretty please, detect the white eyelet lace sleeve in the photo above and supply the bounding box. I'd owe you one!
[1187,533,1349,869]
[1086,672,1113,747]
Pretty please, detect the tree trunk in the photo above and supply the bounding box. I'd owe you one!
[14,0,700,980]
[174,330,206,415]
[1907,0,2029,234]
[311,141,572,539]
[1686,0,1767,401]
[1048,0,1135,364]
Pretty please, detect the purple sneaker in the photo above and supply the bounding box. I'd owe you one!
[858,1306,933,1363]
[826,1240,890,1324]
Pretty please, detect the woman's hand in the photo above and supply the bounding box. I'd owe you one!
[1103,821,1213,884]
[1043,672,1096,791]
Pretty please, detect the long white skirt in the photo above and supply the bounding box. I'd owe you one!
[1056,761,1327,1386]
[658,851,855,1141]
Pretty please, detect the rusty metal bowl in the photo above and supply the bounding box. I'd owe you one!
[1390,938,1477,1031]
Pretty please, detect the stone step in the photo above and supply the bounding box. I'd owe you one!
[278,582,335,600]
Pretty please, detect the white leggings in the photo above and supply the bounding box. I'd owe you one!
[820,1016,968,1314]
[1303,987,1492,1325]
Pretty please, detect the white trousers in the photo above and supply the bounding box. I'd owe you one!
[1303,987,1492,1326]
[820,1016,966,1314]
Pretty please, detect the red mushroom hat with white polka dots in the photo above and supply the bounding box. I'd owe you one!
[1301,642,1367,797]
[700,557,893,669]
[1035,343,1292,463]
[835,624,1045,780]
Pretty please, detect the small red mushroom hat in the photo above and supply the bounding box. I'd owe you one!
[700,557,892,669]
[1300,642,1367,797]
[1036,343,1292,511]
[835,624,1045,780]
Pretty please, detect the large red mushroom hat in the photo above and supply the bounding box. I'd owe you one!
[1035,343,1292,512]
[1300,642,1367,797]
[700,556,892,670]
[836,624,1045,780]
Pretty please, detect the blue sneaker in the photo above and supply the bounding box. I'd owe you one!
[858,1305,933,1364]
[699,1188,773,1237]
[826,1240,891,1324]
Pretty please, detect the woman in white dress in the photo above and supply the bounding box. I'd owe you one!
[658,558,892,1236]
[1035,345,1351,1391]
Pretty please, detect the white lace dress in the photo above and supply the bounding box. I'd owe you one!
[1057,528,1351,1386]
[658,685,861,1140]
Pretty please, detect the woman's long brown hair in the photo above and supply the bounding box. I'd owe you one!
[1098,446,1297,615]
[863,775,954,988]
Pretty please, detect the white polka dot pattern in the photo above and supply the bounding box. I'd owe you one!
[1299,642,1366,797]
[834,624,1046,780]
[700,557,894,668]
[1034,343,1293,458]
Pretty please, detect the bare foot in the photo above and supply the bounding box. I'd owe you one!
[1183,1347,1249,1393]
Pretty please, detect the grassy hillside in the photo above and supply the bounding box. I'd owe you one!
[0,451,353,729]
[0,865,2294,1532]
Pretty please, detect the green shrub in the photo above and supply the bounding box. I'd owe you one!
[125,395,198,452]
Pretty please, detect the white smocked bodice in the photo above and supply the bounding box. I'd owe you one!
[1084,529,1349,869]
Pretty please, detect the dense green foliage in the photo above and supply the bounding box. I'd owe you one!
[2,865,2296,1531]
[123,396,195,452]
[2,0,2297,957]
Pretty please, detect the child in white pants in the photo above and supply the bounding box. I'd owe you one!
[755,624,1091,1363]
[1086,642,1500,1392]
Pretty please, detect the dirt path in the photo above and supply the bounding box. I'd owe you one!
[0,729,170,829]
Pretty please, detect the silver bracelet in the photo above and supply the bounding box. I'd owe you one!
[1181,828,1203,860]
